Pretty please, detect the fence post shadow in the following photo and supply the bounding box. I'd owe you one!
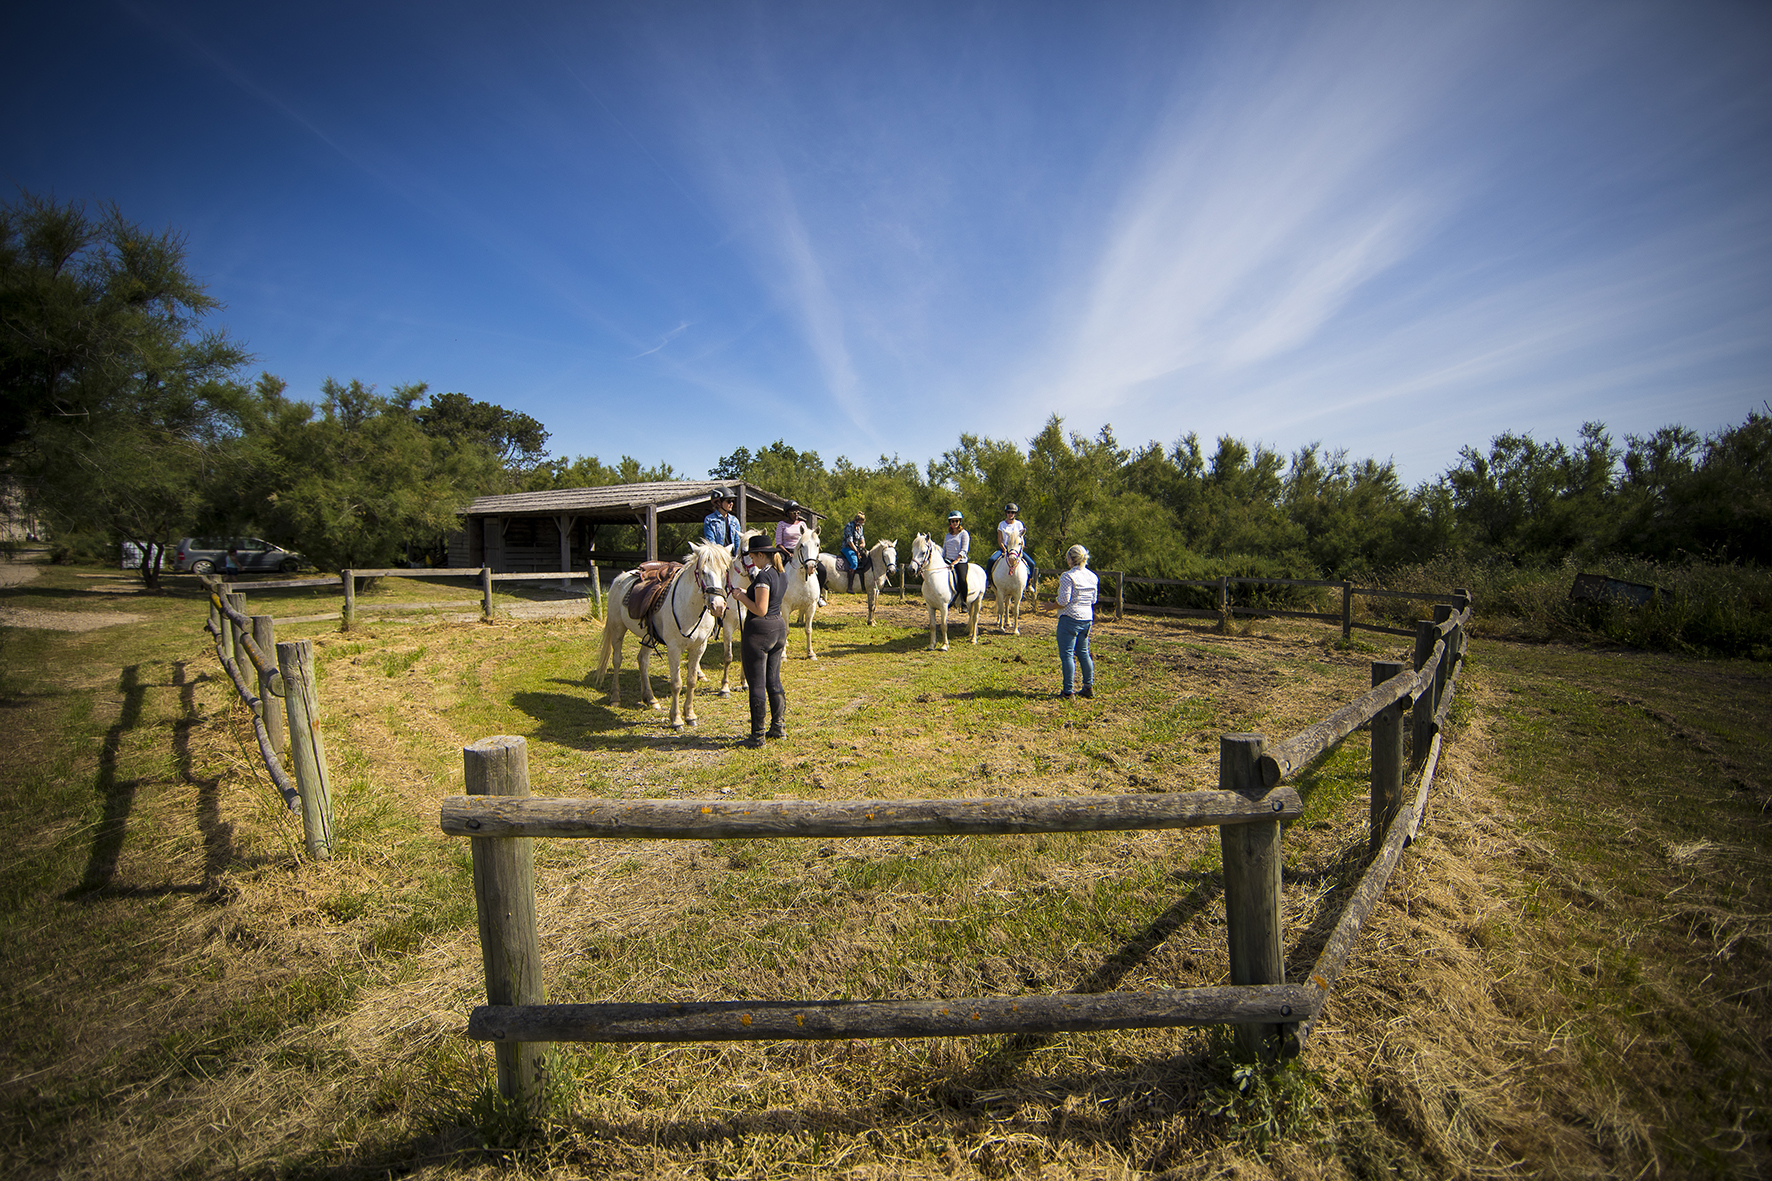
[65,664,146,898]
[171,660,235,891]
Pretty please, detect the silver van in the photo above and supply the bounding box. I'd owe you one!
[175,536,305,575]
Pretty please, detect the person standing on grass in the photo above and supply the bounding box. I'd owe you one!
[729,536,790,747]
[1056,543,1098,699]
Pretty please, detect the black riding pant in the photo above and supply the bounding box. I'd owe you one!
[741,617,787,737]
[951,562,968,607]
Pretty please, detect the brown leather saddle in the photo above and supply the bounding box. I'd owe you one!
[624,561,683,628]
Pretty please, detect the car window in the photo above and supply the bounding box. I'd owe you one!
[238,538,270,552]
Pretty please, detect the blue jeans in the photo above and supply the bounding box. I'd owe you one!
[1056,614,1093,694]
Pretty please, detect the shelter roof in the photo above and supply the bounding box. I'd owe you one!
[462,481,820,525]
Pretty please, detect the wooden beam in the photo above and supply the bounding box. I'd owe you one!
[1258,661,1425,787]
[466,984,1325,1043]
[441,788,1304,840]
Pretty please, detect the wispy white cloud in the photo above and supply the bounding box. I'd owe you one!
[1040,8,1480,414]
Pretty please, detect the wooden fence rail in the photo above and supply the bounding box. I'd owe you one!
[441,595,1474,1111]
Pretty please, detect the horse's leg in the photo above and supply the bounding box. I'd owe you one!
[968,595,981,644]
[717,616,734,696]
[609,629,624,706]
[804,599,818,661]
[668,644,686,728]
[639,645,660,710]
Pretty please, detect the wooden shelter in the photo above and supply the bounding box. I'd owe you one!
[450,481,818,574]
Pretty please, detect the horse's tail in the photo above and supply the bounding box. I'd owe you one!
[593,576,633,686]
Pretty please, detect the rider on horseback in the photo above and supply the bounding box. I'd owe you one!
[988,502,1037,591]
[944,510,970,608]
[702,488,742,558]
[840,511,868,584]
[775,501,826,605]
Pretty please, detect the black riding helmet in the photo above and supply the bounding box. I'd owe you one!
[1004,502,1019,513]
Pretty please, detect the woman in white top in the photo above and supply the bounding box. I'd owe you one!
[1055,543,1098,699]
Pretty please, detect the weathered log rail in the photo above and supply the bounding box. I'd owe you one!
[441,595,1473,1111]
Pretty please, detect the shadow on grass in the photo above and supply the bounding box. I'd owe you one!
[63,664,146,899]
[513,685,748,753]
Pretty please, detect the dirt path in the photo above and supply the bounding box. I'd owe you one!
[0,557,147,631]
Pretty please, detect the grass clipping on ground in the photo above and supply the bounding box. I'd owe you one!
[1,572,1767,1180]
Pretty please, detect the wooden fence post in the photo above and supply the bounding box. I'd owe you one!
[588,559,602,619]
[1217,577,1230,634]
[481,566,493,621]
[1432,604,1453,714]
[1412,620,1438,769]
[252,614,285,756]
[1370,662,1405,857]
[225,592,249,669]
[276,639,334,860]
[1115,571,1125,622]
[216,591,233,659]
[1341,582,1353,641]
[464,735,550,1113]
[1218,733,1284,1061]
[341,570,355,632]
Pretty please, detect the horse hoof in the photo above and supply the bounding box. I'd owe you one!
[941,643,950,651]
[718,688,730,697]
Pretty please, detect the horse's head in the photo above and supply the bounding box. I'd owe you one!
[793,526,821,570]
[877,539,899,578]
[910,533,932,573]
[688,541,731,618]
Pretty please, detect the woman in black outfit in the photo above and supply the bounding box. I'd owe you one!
[729,535,790,748]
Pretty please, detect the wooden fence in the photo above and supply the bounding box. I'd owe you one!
[895,568,1462,641]
[441,597,1473,1110]
[227,566,612,628]
[199,575,335,858]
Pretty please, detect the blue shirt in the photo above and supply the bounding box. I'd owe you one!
[702,510,741,556]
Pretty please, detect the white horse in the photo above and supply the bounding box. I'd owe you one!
[991,542,1031,635]
[909,532,984,650]
[593,541,732,728]
[700,529,760,697]
[814,539,898,626]
[782,525,823,659]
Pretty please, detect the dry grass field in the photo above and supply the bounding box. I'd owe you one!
[1,556,1767,1179]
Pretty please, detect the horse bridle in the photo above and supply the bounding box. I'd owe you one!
[665,551,728,639]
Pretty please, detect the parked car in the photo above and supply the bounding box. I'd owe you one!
[174,536,306,575]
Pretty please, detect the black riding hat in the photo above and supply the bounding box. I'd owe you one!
[1004,502,1019,513]
[711,486,732,501]
[746,536,782,554]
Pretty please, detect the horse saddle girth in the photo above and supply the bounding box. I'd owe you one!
[624,561,683,620]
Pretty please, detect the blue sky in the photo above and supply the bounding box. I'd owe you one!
[6,1,1769,487]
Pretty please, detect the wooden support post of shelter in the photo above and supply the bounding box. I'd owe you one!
[340,569,355,631]
[645,504,658,562]
[1217,733,1285,1061]
[556,514,575,592]
[587,525,601,618]
[464,735,550,1113]
[1369,661,1406,857]
[276,639,334,860]
[252,614,284,756]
